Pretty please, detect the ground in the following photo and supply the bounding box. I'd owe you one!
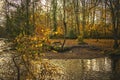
[44,39,120,59]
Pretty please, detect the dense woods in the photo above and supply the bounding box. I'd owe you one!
[0,0,120,80]
[0,0,119,49]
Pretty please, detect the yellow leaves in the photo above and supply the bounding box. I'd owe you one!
[52,50,58,53]
[55,31,58,34]
[39,53,45,57]
[16,38,20,43]
[40,43,43,47]
[57,27,63,35]
[15,30,52,61]
[17,32,63,79]
[35,44,38,47]
[27,59,64,80]
[31,36,41,41]
[32,37,37,41]
[89,25,97,31]
[41,29,44,32]
[38,43,43,47]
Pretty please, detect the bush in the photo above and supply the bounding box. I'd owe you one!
[14,34,51,56]
[13,35,65,80]
[66,29,77,39]
[49,32,63,39]
[77,35,86,44]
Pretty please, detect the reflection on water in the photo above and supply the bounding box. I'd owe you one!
[86,58,111,71]
[0,55,118,80]
[49,57,113,80]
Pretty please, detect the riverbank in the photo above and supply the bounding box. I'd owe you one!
[44,45,106,59]
[43,39,120,59]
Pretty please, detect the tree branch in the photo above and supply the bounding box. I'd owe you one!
[5,0,19,8]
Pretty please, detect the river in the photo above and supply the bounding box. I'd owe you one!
[0,38,120,80]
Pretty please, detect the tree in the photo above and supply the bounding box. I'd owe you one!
[52,0,57,32]
[4,0,36,38]
[106,0,120,49]
[73,0,80,35]
[81,0,86,38]
[61,0,67,50]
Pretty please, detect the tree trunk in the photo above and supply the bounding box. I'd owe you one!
[81,0,86,38]
[112,7,119,49]
[113,28,119,49]
[52,0,57,32]
[73,0,80,35]
[61,0,67,50]
[26,0,30,35]
[107,0,119,49]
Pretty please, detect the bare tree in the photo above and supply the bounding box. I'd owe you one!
[52,0,57,32]
[73,0,80,35]
[61,0,67,50]
[106,0,120,49]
